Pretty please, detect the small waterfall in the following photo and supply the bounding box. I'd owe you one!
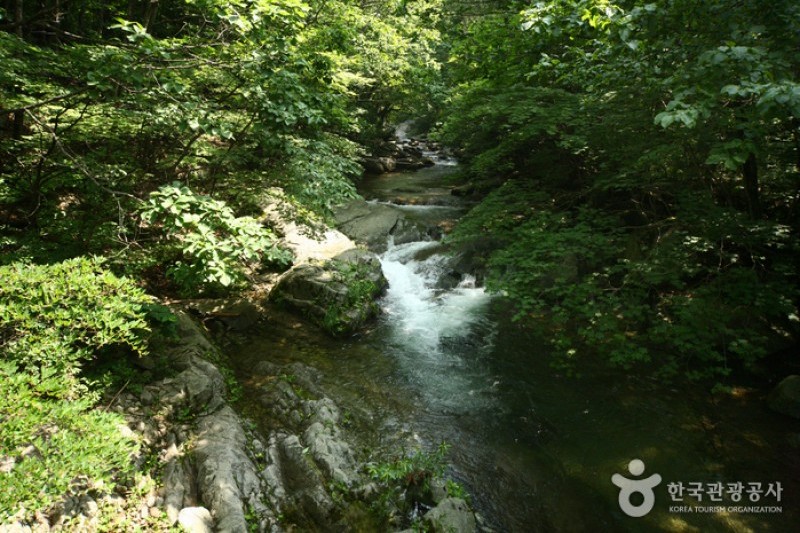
[395,120,413,141]
[377,236,497,412]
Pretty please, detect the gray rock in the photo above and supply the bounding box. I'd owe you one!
[362,157,391,174]
[278,434,335,524]
[177,507,213,533]
[379,157,397,172]
[194,406,268,533]
[395,158,426,171]
[269,264,346,325]
[154,312,228,412]
[768,375,800,419]
[261,434,289,508]
[304,413,356,487]
[423,497,477,533]
[163,444,195,523]
[173,312,220,362]
[333,248,386,288]
[269,249,387,337]
[429,478,449,505]
[333,199,425,252]
[258,187,356,265]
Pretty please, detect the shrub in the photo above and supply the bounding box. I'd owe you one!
[0,360,139,523]
[455,181,799,381]
[0,256,152,398]
[139,183,293,295]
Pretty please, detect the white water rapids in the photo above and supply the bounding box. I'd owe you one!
[376,236,499,413]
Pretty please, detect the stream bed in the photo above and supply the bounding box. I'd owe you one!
[224,163,800,532]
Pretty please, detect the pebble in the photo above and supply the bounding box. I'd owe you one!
[177,507,213,533]
[80,497,98,516]
[140,389,154,404]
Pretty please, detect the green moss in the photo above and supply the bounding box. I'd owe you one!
[320,259,381,337]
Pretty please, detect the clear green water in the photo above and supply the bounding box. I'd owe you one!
[225,166,800,532]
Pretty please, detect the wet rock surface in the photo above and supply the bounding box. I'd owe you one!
[260,188,389,338]
[269,248,388,337]
[333,199,430,252]
[1,154,483,532]
[423,497,478,532]
[361,136,437,176]
[236,357,484,532]
[152,312,281,531]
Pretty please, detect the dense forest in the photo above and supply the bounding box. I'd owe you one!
[1,0,799,530]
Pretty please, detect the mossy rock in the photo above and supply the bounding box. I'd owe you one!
[270,249,387,337]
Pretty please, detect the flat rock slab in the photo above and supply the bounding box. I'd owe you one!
[260,188,358,264]
[333,199,424,252]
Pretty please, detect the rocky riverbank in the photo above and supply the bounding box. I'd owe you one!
[361,135,440,175]
[0,181,486,533]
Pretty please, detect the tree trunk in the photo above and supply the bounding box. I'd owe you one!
[742,151,761,218]
[144,0,159,32]
[51,0,62,44]
[127,0,138,20]
[12,1,23,140]
[14,0,22,37]
[793,119,800,174]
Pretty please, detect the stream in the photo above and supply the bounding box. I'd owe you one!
[226,159,800,532]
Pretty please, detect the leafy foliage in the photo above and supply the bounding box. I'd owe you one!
[0,257,152,398]
[1,0,443,283]
[366,442,466,528]
[139,183,292,294]
[0,360,140,523]
[367,442,450,488]
[439,0,800,381]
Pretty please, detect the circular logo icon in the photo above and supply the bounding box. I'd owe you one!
[611,459,662,517]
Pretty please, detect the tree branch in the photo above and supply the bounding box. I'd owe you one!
[0,90,85,117]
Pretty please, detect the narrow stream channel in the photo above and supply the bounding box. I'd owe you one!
[227,160,800,532]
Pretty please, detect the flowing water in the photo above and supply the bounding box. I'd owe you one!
[227,162,800,532]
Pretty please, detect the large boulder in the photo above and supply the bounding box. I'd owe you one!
[423,497,477,533]
[193,406,269,532]
[147,311,280,531]
[253,361,364,528]
[362,156,396,174]
[177,507,213,533]
[333,199,425,252]
[184,298,261,332]
[269,248,387,336]
[395,158,426,171]
[768,375,800,419]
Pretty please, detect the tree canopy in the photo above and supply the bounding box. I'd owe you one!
[436,0,800,381]
[1,0,798,380]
